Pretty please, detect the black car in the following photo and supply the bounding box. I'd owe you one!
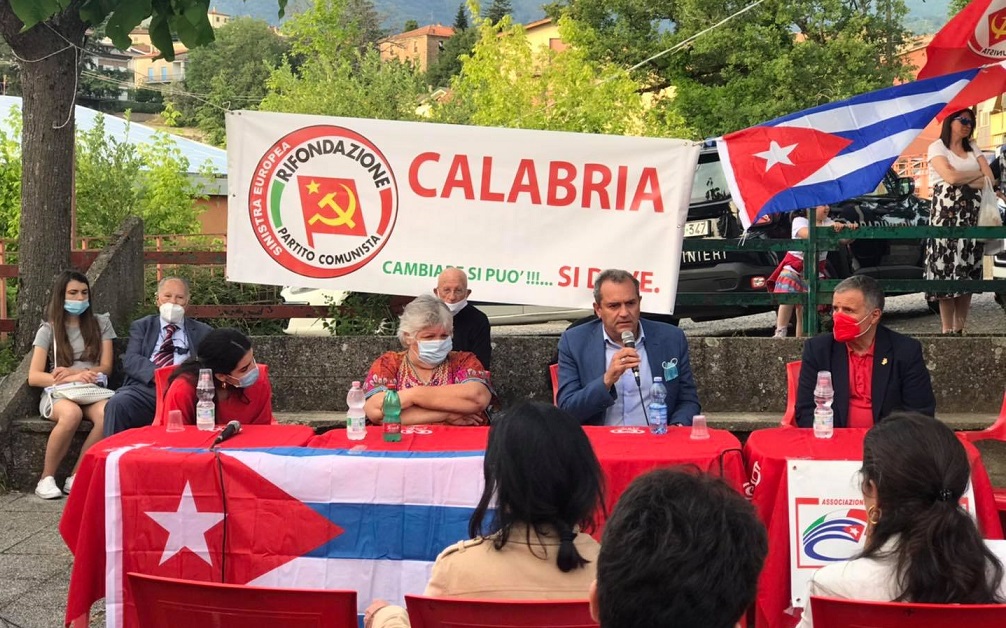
[674,148,930,322]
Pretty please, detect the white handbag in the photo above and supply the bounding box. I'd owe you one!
[40,324,113,418]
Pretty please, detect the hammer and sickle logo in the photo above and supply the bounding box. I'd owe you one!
[992,15,1006,40]
[310,184,358,229]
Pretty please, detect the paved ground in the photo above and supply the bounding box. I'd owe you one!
[0,492,93,628]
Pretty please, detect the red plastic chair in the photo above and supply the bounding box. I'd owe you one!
[127,572,357,628]
[780,360,801,427]
[151,364,272,426]
[958,391,1006,531]
[810,595,1006,628]
[405,596,598,628]
[549,363,560,406]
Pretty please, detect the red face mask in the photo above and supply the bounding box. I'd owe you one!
[832,312,871,343]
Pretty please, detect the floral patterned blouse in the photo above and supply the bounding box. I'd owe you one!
[364,350,494,422]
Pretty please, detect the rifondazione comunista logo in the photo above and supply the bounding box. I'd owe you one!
[248,125,399,278]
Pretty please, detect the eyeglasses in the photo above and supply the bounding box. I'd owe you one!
[953,116,975,126]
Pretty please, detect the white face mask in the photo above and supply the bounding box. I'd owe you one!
[159,302,185,325]
[444,299,467,314]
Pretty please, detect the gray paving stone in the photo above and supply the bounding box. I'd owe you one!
[0,493,24,507]
[0,571,71,628]
[0,513,52,553]
[0,554,71,581]
[4,531,71,558]
[1,493,69,514]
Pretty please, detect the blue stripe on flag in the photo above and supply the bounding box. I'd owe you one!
[767,68,981,127]
[170,446,485,459]
[304,502,478,561]
[761,159,894,216]
[830,102,948,154]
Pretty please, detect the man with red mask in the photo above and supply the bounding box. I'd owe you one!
[795,275,935,428]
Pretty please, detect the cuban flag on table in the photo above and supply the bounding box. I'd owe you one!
[104,445,485,627]
[716,66,985,231]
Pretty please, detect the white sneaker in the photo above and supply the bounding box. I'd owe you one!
[773,327,788,338]
[35,476,62,500]
[63,475,75,494]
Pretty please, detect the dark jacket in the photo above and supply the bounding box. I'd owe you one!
[121,314,212,388]
[795,325,935,428]
[452,303,492,370]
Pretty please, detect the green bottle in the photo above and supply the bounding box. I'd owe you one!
[382,384,402,443]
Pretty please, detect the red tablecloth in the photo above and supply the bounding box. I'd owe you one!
[743,427,1004,628]
[310,425,746,531]
[58,424,315,627]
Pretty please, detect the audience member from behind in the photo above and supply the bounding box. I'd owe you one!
[434,267,491,369]
[29,270,117,499]
[795,275,935,428]
[104,276,211,436]
[163,328,273,425]
[366,401,606,628]
[797,412,1005,628]
[364,294,492,426]
[590,468,766,628]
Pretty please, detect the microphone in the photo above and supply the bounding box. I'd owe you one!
[620,331,641,387]
[211,420,242,448]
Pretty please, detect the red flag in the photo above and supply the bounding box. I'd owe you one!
[918,0,1006,79]
[296,175,369,247]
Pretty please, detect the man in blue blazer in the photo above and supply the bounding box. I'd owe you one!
[796,275,935,428]
[103,277,212,436]
[557,269,700,426]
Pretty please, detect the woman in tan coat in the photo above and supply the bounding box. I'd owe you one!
[366,401,606,627]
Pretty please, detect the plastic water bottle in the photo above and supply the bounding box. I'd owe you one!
[813,370,834,439]
[196,368,215,431]
[648,376,668,435]
[382,384,402,443]
[346,380,367,441]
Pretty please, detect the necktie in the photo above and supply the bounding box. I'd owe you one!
[154,324,178,368]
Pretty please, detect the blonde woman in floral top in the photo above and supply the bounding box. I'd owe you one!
[364,294,493,426]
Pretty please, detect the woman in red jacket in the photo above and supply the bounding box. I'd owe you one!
[163,328,273,425]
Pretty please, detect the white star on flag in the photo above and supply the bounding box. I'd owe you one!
[145,481,225,566]
[754,141,797,171]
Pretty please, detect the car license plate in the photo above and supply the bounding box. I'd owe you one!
[684,220,711,237]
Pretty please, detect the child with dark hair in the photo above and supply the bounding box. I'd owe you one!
[797,412,1006,627]
[28,270,116,499]
[590,468,767,628]
[163,327,273,425]
[366,401,606,628]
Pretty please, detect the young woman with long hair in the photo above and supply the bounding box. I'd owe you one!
[27,270,115,499]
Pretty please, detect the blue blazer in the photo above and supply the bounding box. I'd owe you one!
[795,325,935,428]
[120,314,212,388]
[557,318,700,426]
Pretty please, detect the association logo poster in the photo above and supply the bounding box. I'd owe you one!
[227,110,700,312]
[787,459,975,608]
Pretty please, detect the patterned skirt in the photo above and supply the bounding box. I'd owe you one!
[925,182,983,299]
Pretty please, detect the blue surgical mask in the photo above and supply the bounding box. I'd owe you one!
[417,338,452,366]
[64,299,89,316]
[235,362,260,388]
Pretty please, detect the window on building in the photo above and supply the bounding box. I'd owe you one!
[161,66,168,80]
[147,67,154,80]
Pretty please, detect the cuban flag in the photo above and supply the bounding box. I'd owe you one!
[716,64,1005,230]
[104,444,486,627]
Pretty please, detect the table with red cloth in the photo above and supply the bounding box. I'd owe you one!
[308,425,746,523]
[59,423,742,627]
[58,424,316,627]
[744,427,1004,628]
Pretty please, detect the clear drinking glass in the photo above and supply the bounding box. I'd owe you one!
[166,409,184,433]
[690,414,710,440]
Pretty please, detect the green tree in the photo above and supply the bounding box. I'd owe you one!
[426,27,478,89]
[453,3,469,30]
[948,0,968,17]
[436,15,692,138]
[404,19,419,32]
[483,0,513,25]
[177,17,289,146]
[0,0,287,350]
[553,0,910,138]
[262,0,425,119]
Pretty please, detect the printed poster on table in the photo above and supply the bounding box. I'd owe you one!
[226,111,700,313]
[787,459,976,608]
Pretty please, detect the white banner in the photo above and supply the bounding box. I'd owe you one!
[226,111,700,313]
[786,459,975,608]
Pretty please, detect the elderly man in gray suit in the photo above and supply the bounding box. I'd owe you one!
[103,277,212,436]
